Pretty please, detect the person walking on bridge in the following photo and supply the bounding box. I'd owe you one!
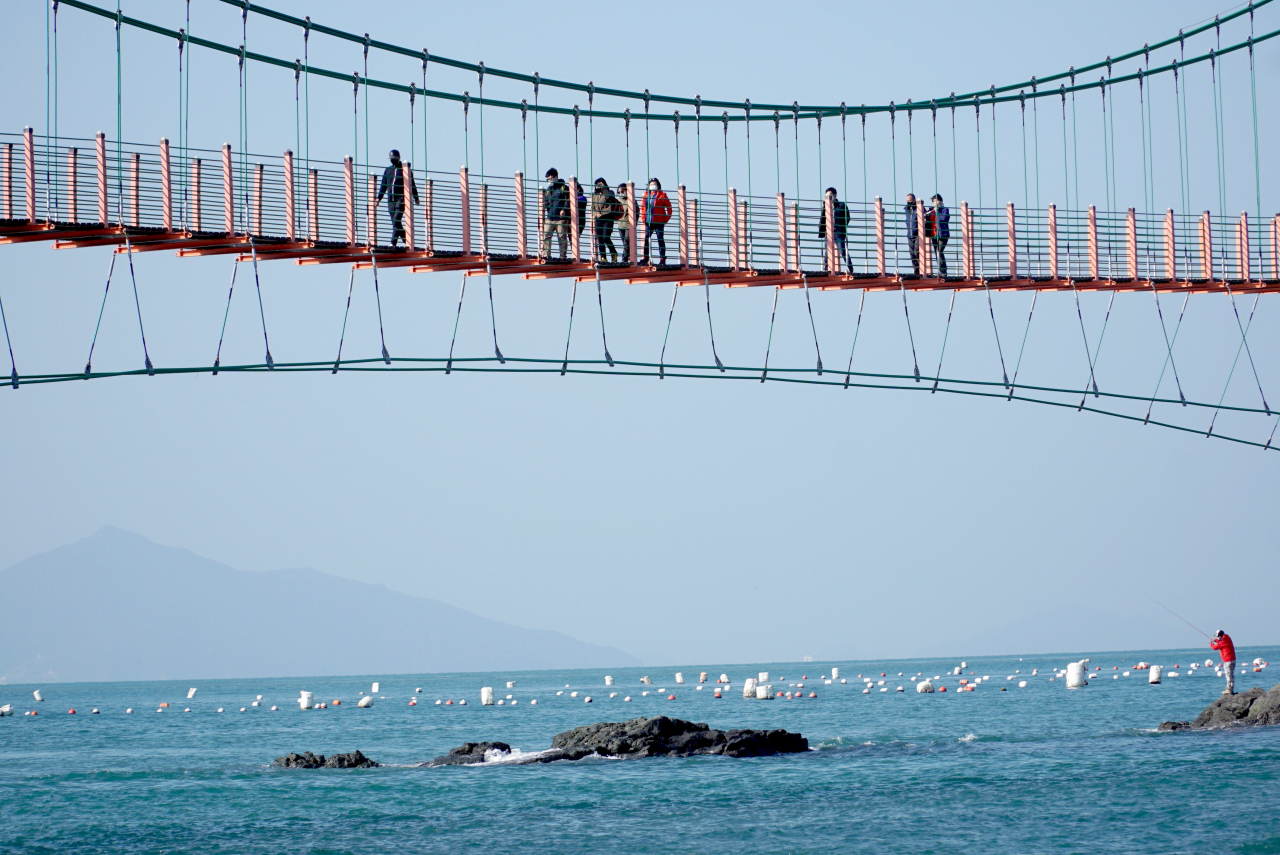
[641,178,671,266]
[903,192,921,274]
[1211,630,1237,695]
[376,150,420,247]
[928,194,950,276]
[817,187,850,273]
[540,168,570,261]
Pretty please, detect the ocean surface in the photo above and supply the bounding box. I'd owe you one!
[1,647,1277,854]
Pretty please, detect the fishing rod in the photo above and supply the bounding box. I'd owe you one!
[1152,598,1210,639]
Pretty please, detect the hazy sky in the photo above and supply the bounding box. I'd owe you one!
[2,0,1277,665]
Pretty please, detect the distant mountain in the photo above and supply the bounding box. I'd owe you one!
[0,527,638,683]
[920,606,1202,659]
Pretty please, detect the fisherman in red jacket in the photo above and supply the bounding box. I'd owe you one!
[1211,630,1236,695]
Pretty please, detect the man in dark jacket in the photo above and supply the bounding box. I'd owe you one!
[817,187,850,272]
[540,168,570,260]
[375,150,420,247]
[928,194,951,276]
[904,193,921,274]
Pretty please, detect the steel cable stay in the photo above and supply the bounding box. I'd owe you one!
[0,281,16,389]
[1144,292,1191,423]
[332,265,355,374]
[212,256,239,375]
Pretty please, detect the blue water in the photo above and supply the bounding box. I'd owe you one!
[1,648,1277,854]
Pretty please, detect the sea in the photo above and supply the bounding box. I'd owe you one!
[1,647,1277,854]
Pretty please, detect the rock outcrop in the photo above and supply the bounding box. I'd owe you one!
[273,750,378,769]
[427,716,808,766]
[1159,682,1280,731]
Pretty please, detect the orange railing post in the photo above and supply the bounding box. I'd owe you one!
[568,176,579,262]
[1200,211,1213,280]
[777,193,787,272]
[1047,204,1058,279]
[1126,207,1137,279]
[223,144,234,234]
[461,166,472,255]
[404,162,415,251]
[190,158,202,232]
[96,133,107,224]
[515,171,526,258]
[1006,202,1016,279]
[728,188,738,270]
[1087,205,1099,280]
[284,150,295,242]
[67,147,78,223]
[876,196,886,276]
[1164,209,1175,280]
[344,157,355,245]
[23,127,35,222]
[678,184,688,266]
[160,138,171,231]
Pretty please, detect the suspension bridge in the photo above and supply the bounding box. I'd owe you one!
[1,0,1278,451]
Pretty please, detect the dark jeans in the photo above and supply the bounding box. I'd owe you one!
[642,223,666,265]
[825,234,851,272]
[387,199,406,245]
[595,220,617,260]
[908,235,920,274]
[617,227,630,263]
[933,236,949,276]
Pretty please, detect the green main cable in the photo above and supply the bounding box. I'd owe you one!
[1032,81,1040,210]
[990,88,999,207]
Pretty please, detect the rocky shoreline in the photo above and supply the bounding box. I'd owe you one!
[1159,682,1280,731]
[274,717,807,769]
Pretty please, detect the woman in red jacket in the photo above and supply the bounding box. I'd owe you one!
[640,178,672,266]
[1211,630,1236,695]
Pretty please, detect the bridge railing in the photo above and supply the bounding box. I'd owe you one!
[3,130,1278,284]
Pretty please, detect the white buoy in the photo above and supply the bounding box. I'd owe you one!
[187,688,198,700]
[459,700,467,705]
[609,692,618,698]
[371,682,380,694]
[1149,665,1163,684]
[256,695,263,701]
[238,708,244,712]
[126,708,133,714]
[840,679,847,684]
[831,667,840,679]
[251,701,260,707]
[641,691,650,697]
[584,696,593,703]
[825,680,832,685]
[481,687,495,706]
[759,672,770,682]
[570,691,579,698]
[1206,659,1214,667]
[742,678,758,699]
[298,691,315,710]
[953,667,962,676]
[756,684,772,700]
[863,688,871,694]
[916,680,935,694]
[961,662,967,668]
[604,676,614,686]
[675,673,685,684]
[1018,681,1028,688]
[696,685,703,691]
[270,706,279,711]
[640,676,651,684]
[719,674,730,683]
[506,681,516,689]
[896,686,904,692]
[497,699,505,706]
[1066,662,1089,689]
[623,697,631,702]
[33,690,43,702]
[357,696,374,708]
[184,708,191,713]
[528,699,536,705]
[699,672,708,683]
[0,705,13,716]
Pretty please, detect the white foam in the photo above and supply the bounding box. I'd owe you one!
[959,733,978,743]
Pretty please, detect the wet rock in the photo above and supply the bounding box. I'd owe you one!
[428,742,514,766]
[427,716,807,766]
[1159,683,1280,731]
[273,750,378,769]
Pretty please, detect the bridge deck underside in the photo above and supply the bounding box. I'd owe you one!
[2,220,1276,296]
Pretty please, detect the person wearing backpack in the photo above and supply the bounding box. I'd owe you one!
[929,194,951,276]
[817,187,850,273]
[539,168,570,261]
[592,178,622,263]
[641,177,672,266]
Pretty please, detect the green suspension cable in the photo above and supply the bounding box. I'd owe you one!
[792,102,800,201]
[862,109,868,208]
[363,34,370,189]
[907,102,914,193]
[480,64,487,179]
[931,101,938,198]
[973,98,982,210]
[1020,92,1028,213]
[1070,70,1080,210]
[773,110,780,197]
[1249,40,1263,275]
[891,103,898,210]
[950,100,957,211]
[1032,79,1040,210]
[841,103,848,209]
[989,86,999,206]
